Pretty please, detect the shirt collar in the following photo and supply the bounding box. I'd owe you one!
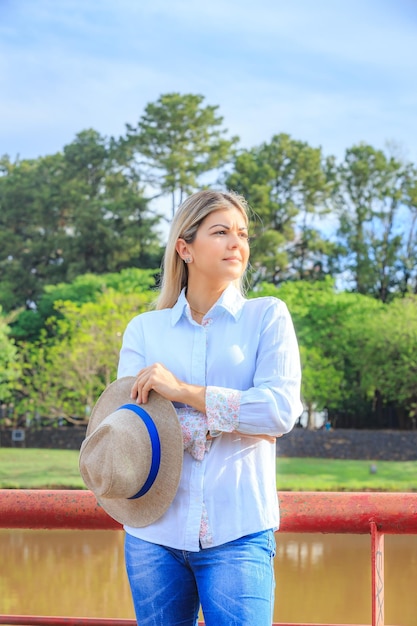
[170,284,246,326]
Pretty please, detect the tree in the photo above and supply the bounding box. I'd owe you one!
[0,132,163,312]
[15,288,154,422]
[124,93,239,216]
[12,269,157,420]
[0,154,67,311]
[398,165,417,295]
[225,134,337,286]
[0,307,21,406]
[61,129,162,279]
[10,268,158,342]
[359,296,417,429]
[333,143,406,300]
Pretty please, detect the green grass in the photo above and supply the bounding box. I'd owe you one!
[0,448,85,489]
[276,457,417,492]
[0,448,416,491]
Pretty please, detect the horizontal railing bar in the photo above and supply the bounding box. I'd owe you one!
[0,615,377,626]
[279,491,417,534]
[0,615,137,626]
[0,489,416,534]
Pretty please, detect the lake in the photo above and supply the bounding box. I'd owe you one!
[1,529,416,624]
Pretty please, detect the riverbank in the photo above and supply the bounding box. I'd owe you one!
[1,448,416,491]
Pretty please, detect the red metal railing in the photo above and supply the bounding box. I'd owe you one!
[1,490,416,626]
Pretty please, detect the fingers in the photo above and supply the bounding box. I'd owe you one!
[130,363,177,404]
[253,434,276,443]
[235,432,277,444]
[130,367,152,404]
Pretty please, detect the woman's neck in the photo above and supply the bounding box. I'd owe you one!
[185,282,229,316]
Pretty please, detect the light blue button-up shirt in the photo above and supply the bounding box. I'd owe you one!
[117,284,303,551]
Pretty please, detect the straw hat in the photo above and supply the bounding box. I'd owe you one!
[79,377,183,527]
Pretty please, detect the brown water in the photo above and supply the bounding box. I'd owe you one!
[1,529,416,625]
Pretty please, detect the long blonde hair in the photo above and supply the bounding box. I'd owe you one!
[155,190,250,310]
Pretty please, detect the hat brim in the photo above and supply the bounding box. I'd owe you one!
[81,377,183,527]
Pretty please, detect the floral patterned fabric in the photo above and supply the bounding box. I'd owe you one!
[177,387,241,542]
[206,386,241,434]
[199,502,214,545]
[176,407,210,461]
[176,387,241,461]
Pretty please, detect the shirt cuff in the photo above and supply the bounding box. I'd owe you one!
[205,386,241,434]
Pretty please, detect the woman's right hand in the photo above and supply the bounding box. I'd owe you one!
[131,362,207,413]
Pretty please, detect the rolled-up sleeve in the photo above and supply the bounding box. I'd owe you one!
[206,386,241,433]
[205,300,302,437]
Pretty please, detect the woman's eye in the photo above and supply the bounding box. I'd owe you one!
[214,230,249,240]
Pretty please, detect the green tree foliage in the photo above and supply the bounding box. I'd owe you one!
[2,93,417,430]
[15,279,155,422]
[225,134,338,286]
[359,296,417,429]
[2,96,417,310]
[333,143,408,301]
[398,164,417,294]
[10,268,158,342]
[0,269,415,429]
[124,93,239,216]
[0,154,67,310]
[61,129,162,278]
[0,308,22,406]
[0,132,162,313]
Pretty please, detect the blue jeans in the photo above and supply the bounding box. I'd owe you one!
[124,529,276,626]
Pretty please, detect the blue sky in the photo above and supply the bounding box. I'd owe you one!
[1,0,417,165]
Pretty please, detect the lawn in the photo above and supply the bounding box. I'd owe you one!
[276,456,417,492]
[0,448,85,489]
[0,447,416,491]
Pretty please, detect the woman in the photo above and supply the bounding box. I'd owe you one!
[117,189,303,625]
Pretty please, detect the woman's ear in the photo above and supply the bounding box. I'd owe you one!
[176,238,191,262]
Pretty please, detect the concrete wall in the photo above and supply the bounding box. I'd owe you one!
[277,428,417,461]
[0,427,87,451]
[1,426,417,461]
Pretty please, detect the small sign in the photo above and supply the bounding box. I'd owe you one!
[11,429,25,442]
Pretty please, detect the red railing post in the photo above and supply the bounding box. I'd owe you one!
[370,521,384,626]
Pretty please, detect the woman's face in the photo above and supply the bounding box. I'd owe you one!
[180,207,250,288]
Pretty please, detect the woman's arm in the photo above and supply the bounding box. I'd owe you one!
[206,300,303,437]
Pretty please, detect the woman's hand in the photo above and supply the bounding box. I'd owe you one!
[131,362,206,412]
[234,431,278,443]
[131,362,182,404]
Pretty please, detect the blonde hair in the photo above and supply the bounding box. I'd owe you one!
[155,190,250,310]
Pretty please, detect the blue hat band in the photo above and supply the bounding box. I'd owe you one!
[117,403,161,499]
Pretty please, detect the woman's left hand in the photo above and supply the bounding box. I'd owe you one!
[234,432,278,443]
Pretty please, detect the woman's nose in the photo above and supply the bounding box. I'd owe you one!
[228,232,240,247]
